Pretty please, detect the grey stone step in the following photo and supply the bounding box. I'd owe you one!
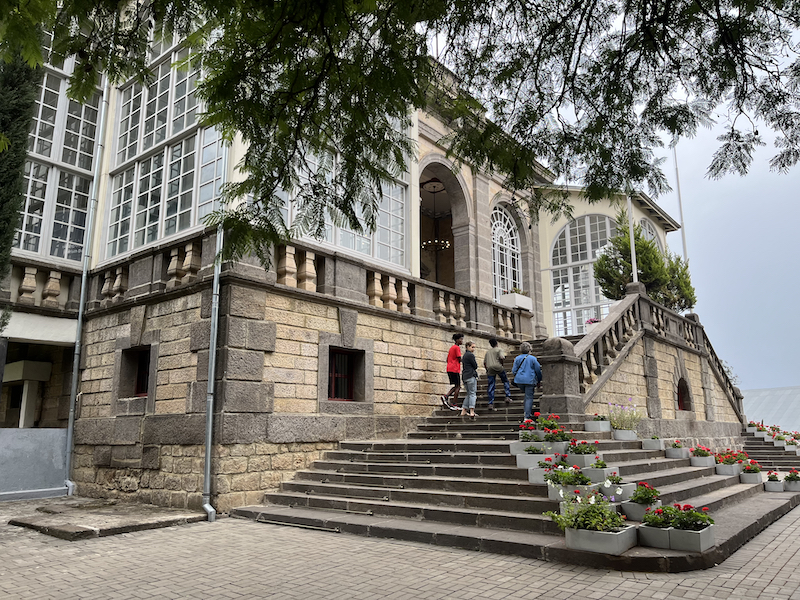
[339,439,516,453]
[324,450,518,466]
[310,459,529,480]
[294,469,549,497]
[408,430,520,440]
[230,490,800,572]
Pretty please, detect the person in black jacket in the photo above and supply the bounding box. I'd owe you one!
[459,341,479,418]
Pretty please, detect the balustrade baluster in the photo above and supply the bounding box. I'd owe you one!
[41,270,62,308]
[446,294,457,326]
[397,280,411,314]
[435,291,447,323]
[494,309,503,336]
[367,272,383,307]
[297,251,317,291]
[100,270,114,306]
[112,266,128,303]
[382,275,397,310]
[181,242,201,285]
[166,247,185,289]
[17,267,37,305]
[456,297,466,328]
[276,245,297,287]
[504,310,514,336]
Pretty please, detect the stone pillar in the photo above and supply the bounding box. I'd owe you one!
[701,357,716,421]
[276,245,297,287]
[643,336,661,418]
[181,241,201,285]
[367,272,383,307]
[381,275,397,310]
[297,251,317,292]
[538,337,584,416]
[17,267,37,305]
[41,270,62,308]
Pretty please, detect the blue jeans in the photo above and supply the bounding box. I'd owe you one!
[517,383,536,420]
[462,377,477,410]
[487,371,511,404]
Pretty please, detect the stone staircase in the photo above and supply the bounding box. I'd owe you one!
[743,433,800,470]
[231,343,800,572]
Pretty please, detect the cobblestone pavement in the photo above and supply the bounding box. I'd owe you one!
[3,500,800,599]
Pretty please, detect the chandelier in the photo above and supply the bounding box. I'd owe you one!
[420,178,451,251]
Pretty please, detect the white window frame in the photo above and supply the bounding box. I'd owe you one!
[491,205,522,300]
[549,214,617,336]
[640,218,663,252]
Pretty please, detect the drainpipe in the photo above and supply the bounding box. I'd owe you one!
[65,78,111,494]
[202,224,223,522]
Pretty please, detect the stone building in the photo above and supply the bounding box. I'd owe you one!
[0,36,744,509]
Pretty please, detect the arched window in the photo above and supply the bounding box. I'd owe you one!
[640,218,662,252]
[677,378,691,411]
[491,206,521,300]
[550,215,616,336]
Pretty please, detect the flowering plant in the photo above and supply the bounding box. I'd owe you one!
[535,412,561,430]
[785,469,800,482]
[544,466,592,486]
[756,426,767,432]
[545,497,627,532]
[748,421,759,427]
[742,460,761,473]
[567,440,599,455]
[787,439,798,446]
[671,440,683,448]
[629,482,660,505]
[604,471,623,485]
[767,471,780,482]
[642,505,679,528]
[544,428,572,442]
[592,413,608,421]
[715,450,748,464]
[591,458,607,468]
[585,317,601,325]
[524,445,545,454]
[607,398,642,430]
[775,434,786,441]
[690,445,712,457]
[670,504,714,531]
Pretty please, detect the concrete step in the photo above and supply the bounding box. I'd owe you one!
[408,430,521,440]
[310,459,530,480]
[231,490,800,572]
[323,450,519,466]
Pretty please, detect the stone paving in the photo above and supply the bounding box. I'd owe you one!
[2,498,800,599]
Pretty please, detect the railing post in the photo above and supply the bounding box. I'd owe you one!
[538,337,584,417]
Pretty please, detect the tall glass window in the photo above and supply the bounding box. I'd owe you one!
[550,214,617,335]
[640,218,663,252]
[491,206,521,300]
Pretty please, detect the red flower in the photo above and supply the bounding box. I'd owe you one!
[534,412,540,417]
[544,457,552,462]
[574,489,581,494]
[702,507,709,512]
[595,455,599,460]
[554,415,560,419]
[645,507,651,512]
[594,441,600,445]
[654,508,663,515]
[682,504,693,511]
[573,465,580,469]
[621,515,627,520]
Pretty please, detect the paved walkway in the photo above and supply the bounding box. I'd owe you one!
[2,499,800,599]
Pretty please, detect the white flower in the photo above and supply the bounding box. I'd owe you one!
[589,495,596,504]
[616,487,623,495]
[559,488,565,498]
[603,479,611,487]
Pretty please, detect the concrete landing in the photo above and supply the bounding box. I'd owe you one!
[2,496,206,540]
[233,490,800,572]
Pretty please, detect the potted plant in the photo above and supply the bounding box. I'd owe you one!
[784,439,799,454]
[765,471,785,492]
[608,398,642,440]
[668,504,715,552]
[565,439,601,468]
[584,413,612,433]
[689,445,715,467]
[755,426,769,439]
[714,450,747,476]
[557,488,607,514]
[784,469,800,492]
[545,497,636,555]
[600,471,637,501]
[583,457,614,483]
[665,439,690,459]
[746,421,759,434]
[499,287,533,311]
[544,466,596,501]
[773,434,787,448]
[642,435,665,451]
[621,482,661,521]
[740,460,762,484]
[516,446,555,469]
[527,455,568,484]
[639,504,678,549]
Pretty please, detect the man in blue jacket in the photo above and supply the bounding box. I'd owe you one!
[511,341,543,421]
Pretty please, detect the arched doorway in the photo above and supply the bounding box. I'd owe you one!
[419,173,455,288]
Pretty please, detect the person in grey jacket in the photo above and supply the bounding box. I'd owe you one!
[460,341,479,418]
[511,341,542,421]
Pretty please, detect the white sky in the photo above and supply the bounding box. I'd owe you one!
[654,127,800,390]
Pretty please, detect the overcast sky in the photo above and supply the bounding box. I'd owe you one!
[653,127,800,391]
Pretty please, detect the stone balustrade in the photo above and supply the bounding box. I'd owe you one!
[1,260,80,311]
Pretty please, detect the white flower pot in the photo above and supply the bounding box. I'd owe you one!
[565,525,637,555]
[612,429,638,441]
[765,480,785,492]
[755,431,769,439]
[715,463,742,476]
[621,500,661,522]
[516,453,555,469]
[638,525,672,549]
[690,455,715,467]
[529,467,549,484]
[665,447,690,459]
[745,426,757,433]
[519,429,545,442]
[785,445,799,453]
[641,439,665,451]
[509,441,530,454]
[583,467,614,483]
[584,421,612,432]
[785,480,800,492]
[565,454,598,468]
[774,440,787,447]
[740,472,762,484]
[669,525,715,553]
[600,482,636,502]
[498,292,533,312]
[547,483,598,501]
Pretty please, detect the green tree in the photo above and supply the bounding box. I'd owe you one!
[6,1,800,262]
[594,212,696,312]
[0,56,41,329]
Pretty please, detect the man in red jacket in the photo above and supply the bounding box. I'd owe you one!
[441,333,464,410]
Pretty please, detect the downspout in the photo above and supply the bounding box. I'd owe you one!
[65,78,111,494]
[202,224,223,522]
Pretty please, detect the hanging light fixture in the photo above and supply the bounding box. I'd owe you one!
[421,178,451,251]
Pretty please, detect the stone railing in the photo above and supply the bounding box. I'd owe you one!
[701,326,744,418]
[573,294,641,394]
[1,258,81,312]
